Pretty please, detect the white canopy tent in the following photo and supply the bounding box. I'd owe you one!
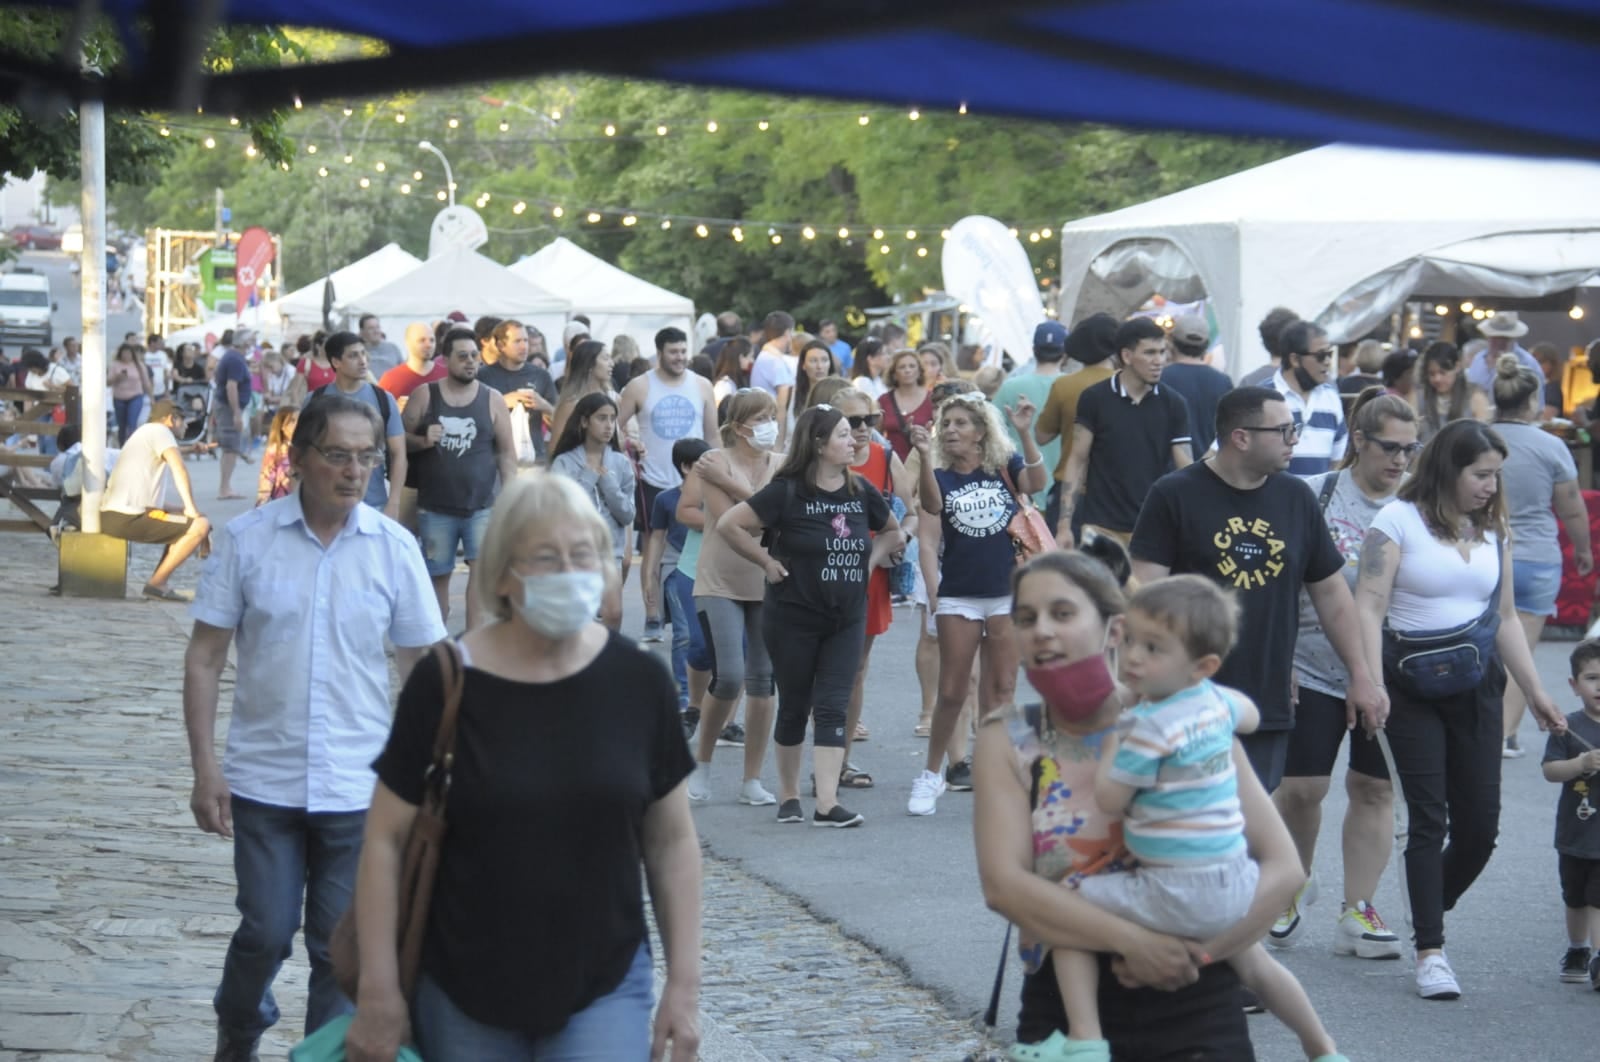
[1056,144,1600,379]
[351,246,571,343]
[510,237,694,350]
[160,242,423,349]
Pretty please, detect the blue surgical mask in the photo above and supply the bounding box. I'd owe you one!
[513,570,605,638]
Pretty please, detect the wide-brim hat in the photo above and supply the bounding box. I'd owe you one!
[1479,311,1528,338]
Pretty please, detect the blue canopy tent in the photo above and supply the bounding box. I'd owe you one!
[2,0,1599,158]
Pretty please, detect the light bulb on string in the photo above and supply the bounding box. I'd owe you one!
[622,215,637,226]
[374,161,386,172]
[879,244,891,255]
[1572,306,1586,320]
[586,212,602,223]
[657,125,668,136]
[479,193,491,205]
[552,206,565,218]
[245,145,257,158]
[317,166,329,177]
[916,247,928,257]
[499,120,510,132]
[293,96,303,110]
[802,226,816,240]
[395,113,406,124]
[412,170,423,180]
[359,177,371,188]
[604,124,616,137]
[1435,304,1448,315]
[343,107,353,116]
[1460,301,1474,313]
[448,118,459,129]
[1029,232,1040,243]
[279,162,290,172]
[838,227,850,239]
[436,190,447,201]
[696,224,709,238]
[400,183,411,194]
[661,219,672,230]
[343,154,353,164]
[448,181,457,191]
[858,114,870,126]
[771,233,782,244]
[958,102,968,115]
[908,109,920,120]
[757,120,769,131]
[940,229,950,239]
[707,120,718,132]
[872,228,884,240]
[228,116,240,126]
[1041,227,1053,239]
[732,226,744,242]
[905,229,916,240]
[1008,227,1019,237]
[158,126,170,136]
[513,201,526,214]
[306,144,318,154]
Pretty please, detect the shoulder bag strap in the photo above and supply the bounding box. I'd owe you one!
[997,460,1030,509]
[1317,469,1340,513]
[424,640,466,812]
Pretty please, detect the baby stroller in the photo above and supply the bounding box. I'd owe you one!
[173,380,214,449]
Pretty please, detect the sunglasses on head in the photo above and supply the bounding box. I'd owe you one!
[846,413,883,430]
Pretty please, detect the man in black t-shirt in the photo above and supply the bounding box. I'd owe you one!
[1129,387,1388,794]
[1057,316,1192,547]
[475,319,558,464]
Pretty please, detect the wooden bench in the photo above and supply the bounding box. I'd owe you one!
[0,386,74,535]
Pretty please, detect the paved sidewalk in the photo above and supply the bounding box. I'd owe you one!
[0,531,974,1060]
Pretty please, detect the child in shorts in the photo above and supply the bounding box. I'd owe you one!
[1028,576,1347,1062]
[1542,638,1600,991]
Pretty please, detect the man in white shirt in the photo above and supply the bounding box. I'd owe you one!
[749,310,795,444]
[183,394,446,1060]
[99,399,211,601]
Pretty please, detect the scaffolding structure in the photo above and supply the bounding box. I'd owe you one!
[144,228,282,340]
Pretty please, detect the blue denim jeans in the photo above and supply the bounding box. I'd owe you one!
[663,569,710,709]
[213,795,365,1039]
[411,942,653,1061]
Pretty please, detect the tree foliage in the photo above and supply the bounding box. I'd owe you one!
[77,66,1297,326]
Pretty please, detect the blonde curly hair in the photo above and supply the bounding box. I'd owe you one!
[931,392,1015,474]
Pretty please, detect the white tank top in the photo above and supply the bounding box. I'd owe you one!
[638,370,706,489]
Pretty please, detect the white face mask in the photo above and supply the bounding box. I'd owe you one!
[747,421,779,450]
[513,570,605,639]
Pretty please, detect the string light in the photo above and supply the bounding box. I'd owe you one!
[499,120,510,132]
[622,214,638,226]
[917,247,928,257]
[317,166,329,177]
[552,206,565,218]
[228,116,240,126]
[343,107,353,116]
[306,144,317,154]
[802,226,816,240]
[940,229,950,239]
[696,224,709,238]
[244,144,257,158]
[586,211,602,223]
[400,183,411,194]
[1460,301,1474,312]
[732,226,744,242]
[1434,304,1448,315]
[359,177,371,188]
[1028,232,1040,242]
[838,227,850,239]
[202,136,215,149]
[374,161,386,172]
[395,113,406,124]
[908,109,920,120]
[343,153,353,164]
[905,229,916,240]
[604,124,616,137]
[447,118,459,129]
[661,219,672,230]
[771,233,782,244]
[550,109,562,121]
[858,114,870,126]
[158,126,170,136]
[1572,306,1586,320]
[757,120,769,131]
[412,169,423,180]
[513,200,526,214]
[706,120,718,132]
[1041,227,1053,238]
[436,190,447,201]
[879,244,890,254]
[872,228,885,239]
[293,96,303,110]
[657,125,668,136]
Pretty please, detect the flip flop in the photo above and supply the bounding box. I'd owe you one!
[914,722,932,738]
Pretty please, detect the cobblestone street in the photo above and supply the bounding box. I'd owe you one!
[0,529,977,1061]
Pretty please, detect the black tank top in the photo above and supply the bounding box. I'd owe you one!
[416,381,498,515]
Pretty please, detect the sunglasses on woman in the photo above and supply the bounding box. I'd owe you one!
[1370,438,1423,458]
[846,413,883,430]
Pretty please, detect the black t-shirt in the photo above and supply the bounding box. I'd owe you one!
[748,475,890,619]
[372,633,694,1036]
[1129,461,1343,730]
[1076,376,1192,533]
[1017,957,1255,1061]
[1544,710,1600,859]
[1159,362,1233,454]
[476,361,558,459]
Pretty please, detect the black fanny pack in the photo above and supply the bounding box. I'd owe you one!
[1381,550,1502,700]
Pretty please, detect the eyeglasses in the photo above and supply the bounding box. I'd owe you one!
[1303,347,1335,363]
[310,445,385,469]
[1370,438,1423,459]
[1240,422,1302,443]
[847,413,883,430]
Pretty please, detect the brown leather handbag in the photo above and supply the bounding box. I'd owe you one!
[330,640,465,1001]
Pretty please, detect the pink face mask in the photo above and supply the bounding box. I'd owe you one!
[1026,653,1116,723]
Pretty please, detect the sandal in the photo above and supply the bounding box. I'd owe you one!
[914,722,932,738]
[839,765,874,789]
[853,722,870,742]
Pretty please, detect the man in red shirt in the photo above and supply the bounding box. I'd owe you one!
[378,322,446,403]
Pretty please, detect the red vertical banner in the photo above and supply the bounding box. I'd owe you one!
[234,226,275,313]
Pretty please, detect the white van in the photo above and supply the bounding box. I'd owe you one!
[0,269,56,346]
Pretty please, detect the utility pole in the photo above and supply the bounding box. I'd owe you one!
[214,187,225,245]
[78,96,107,532]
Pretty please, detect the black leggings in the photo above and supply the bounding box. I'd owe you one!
[1383,661,1505,951]
[764,601,866,749]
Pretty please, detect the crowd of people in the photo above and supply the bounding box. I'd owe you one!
[11,294,1595,1061]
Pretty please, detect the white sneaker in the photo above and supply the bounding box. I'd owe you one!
[1416,953,1461,1000]
[1268,874,1318,948]
[738,778,777,806]
[1333,900,1403,959]
[907,770,947,816]
[687,764,711,805]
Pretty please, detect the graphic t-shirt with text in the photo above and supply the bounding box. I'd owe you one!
[748,476,890,620]
[935,454,1026,599]
[1130,460,1343,729]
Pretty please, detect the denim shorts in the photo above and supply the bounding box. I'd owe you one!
[418,507,492,577]
[1512,559,1563,617]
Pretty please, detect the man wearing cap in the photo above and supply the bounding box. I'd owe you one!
[1466,311,1543,392]
[1268,320,1347,476]
[100,399,213,601]
[1035,312,1120,535]
[1160,314,1233,453]
[995,321,1068,512]
[211,328,255,501]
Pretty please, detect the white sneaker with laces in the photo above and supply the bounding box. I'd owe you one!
[687,764,712,805]
[907,770,947,816]
[1334,900,1403,959]
[1416,953,1461,1000]
[1268,874,1317,947]
[738,778,777,806]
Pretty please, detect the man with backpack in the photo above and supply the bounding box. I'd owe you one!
[304,330,406,519]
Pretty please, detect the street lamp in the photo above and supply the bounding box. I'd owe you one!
[417,140,454,207]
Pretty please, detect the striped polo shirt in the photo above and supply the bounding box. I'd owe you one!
[1269,370,1348,475]
[1105,679,1246,866]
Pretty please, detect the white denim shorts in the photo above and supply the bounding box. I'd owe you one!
[934,594,1013,624]
[1074,850,1259,939]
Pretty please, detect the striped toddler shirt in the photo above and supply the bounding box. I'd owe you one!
[1106,679,1246,866]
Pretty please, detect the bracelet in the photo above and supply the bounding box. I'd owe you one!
[1023,454,1044,468]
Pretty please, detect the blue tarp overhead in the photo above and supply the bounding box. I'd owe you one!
[4,0,1599,157]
